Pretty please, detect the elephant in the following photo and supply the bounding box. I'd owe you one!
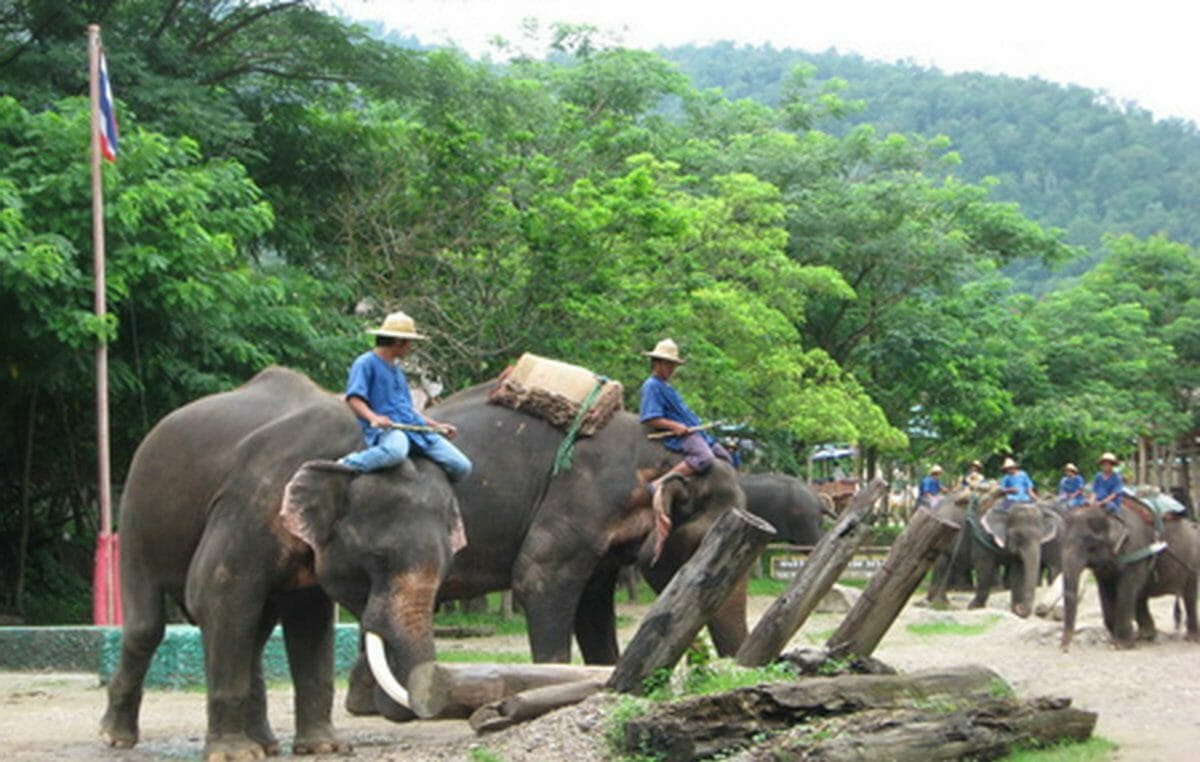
[967,500,1063,617]
[737,472,828,545]
[1061,501,1200,650]
[100,367,463,760]
[429,381,745,662]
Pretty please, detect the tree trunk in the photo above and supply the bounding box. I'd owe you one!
[620,666,1037,761]
[15,386,39,616]
[736,478,887,667]
[826,501,962,658]
[469,678,607,732]
[406,661,613,719]
[607,508,776,694]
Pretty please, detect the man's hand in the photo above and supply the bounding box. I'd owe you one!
[369,413,394,429]
[425,418,457,439]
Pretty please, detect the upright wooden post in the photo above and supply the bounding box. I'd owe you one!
[826,498,962,658]
[608,508,776,694]
[736,478,887,667]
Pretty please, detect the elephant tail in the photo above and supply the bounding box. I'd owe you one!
[1175,595,1183,631]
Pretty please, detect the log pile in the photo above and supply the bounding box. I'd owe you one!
[617,666,1096,762]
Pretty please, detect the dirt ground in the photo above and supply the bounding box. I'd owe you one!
[3,582,1198,761]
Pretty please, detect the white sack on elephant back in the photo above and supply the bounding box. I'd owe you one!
[488,353,624,436]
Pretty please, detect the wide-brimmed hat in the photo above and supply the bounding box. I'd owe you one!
[1098,452,1120,465]
[969,460,983,469]
[930,465,943,474]
[367,311,427,340]
[1002,457,1018,470]
[642,338,686,364]
[1063,463,1079,473]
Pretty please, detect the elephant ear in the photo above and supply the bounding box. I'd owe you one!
[1039,506,1064,544]
[280,459,356,549]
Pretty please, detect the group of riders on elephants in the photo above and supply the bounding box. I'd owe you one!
[98,308,1200,760]
[916,453,1127,514]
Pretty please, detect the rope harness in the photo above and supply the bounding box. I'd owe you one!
[550,376,609,477]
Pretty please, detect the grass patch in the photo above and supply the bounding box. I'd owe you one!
[433,609,528,636]
[803,627,837,645]
[748,577,790,597]
[468,747,505,762]
[437,650,531,663]
[906,614,1000,637]
[1002,737,1118,761]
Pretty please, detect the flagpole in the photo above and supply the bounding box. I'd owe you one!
[88,23,116,626]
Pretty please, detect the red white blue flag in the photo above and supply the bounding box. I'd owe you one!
[98,50,118,161]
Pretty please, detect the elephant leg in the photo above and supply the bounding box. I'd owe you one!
[187,532,276,760]
[575,563,620,665]
[246,602,280,755]
[1184,575,1200,642]
[969,550,996,609]
[1135,595,1157,642]
[101,573,166,748]
[1111,570,1143,648]
[513,517,602,663]
[706,574,749,657]
[1098,578,1118,635]
[925,547,953,606]
[279,586,348,755]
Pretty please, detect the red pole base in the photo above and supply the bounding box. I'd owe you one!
[92,532,123,625]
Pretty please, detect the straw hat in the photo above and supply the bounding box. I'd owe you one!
[1002,457,1019,470]
[930,465,943,474]
[1063,463,1079,473]
[367,311,427,340]
[1098,452,1120,465]
[969,460,983,470]
[642,338,686,364]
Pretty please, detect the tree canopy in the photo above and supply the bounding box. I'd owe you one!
[3,4,1199,620]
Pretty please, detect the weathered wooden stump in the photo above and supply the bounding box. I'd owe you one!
[826,499,962,658]
[608,507,776,694]
[406,661,612,719]
[619,666,1096,762]
[736,478,887,667]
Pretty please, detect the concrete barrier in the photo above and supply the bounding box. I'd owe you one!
[0,624,363,688]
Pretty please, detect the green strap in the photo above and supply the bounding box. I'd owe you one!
[551,377,608,477]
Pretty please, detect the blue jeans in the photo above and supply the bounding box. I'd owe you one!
[340,428,473,481]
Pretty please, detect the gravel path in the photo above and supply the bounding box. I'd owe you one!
[3,582,1196,760]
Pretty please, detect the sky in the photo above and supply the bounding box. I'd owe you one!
[328,0,1199,126]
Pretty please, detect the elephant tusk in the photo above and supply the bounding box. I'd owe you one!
[365,631,410,709]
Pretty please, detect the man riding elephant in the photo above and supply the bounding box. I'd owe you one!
[1092,452,1125,514]
[638,338,734,494]
[338,311,472,480]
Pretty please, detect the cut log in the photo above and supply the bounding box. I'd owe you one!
[736,478,887,667]
[621,665,1008,761]
[826,500,962,658]
[469,678,608,733]
[740,697,1097,761]
[607,508,777,694]
[406,662,613,719]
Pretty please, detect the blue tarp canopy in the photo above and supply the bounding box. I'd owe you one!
[811,445,857,461]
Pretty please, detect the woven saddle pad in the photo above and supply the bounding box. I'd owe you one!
[488,353,624,436]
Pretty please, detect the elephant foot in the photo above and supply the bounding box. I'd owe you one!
[1011,603,1031,618]
[204,734,270,762]
[1137,628,1157,642]
[1111,636,1136,650]
[293,725,351,756]
[967,599,986,610]
[248,727,280,757]
[1184,631,1200,643]
[344,682,378,716]
[99,710,138,749]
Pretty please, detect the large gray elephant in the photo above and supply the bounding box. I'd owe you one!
[1061,501,1200,650]
[100,367,462,761]
[430,381,746,663]
[738,473,827,545]
[967,500,1062,617]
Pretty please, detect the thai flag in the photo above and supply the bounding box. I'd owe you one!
[98,51,118,162]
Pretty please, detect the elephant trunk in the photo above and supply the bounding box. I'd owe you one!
[362,566,441,721]
[1060,553,1085,652]
[1012,540,1041,618]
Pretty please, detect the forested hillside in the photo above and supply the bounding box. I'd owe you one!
[3,4,1199,622]
[664,42,1200,286]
